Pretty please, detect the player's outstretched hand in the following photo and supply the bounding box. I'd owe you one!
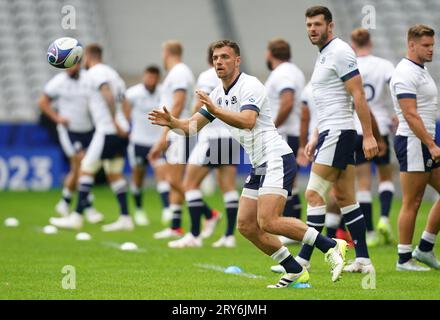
[149,107,172,127]
[363,136,379,160]
[196,90,217,114]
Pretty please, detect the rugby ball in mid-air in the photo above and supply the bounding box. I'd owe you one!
[47,37,83,69]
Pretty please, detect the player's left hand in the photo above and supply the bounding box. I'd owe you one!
[363,135,379,160]
[196,90,217,114]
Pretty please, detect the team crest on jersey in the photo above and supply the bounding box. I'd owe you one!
[231,96,237,104]
[217,98,222,105]
[225,100,229,106]
[427,159,433,168]
[320,56,326,64]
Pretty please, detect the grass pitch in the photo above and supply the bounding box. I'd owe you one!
[1,186,439,300]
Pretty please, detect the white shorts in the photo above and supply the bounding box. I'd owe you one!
[241,153,296,200]
[314,129,356,170]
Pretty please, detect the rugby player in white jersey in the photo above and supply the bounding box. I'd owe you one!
[39,62,102,223]
[124,65,171,226]
[391,25,440,271]
[50,44,133,231]
[265,39,305,242]
[149,41,195,239]
[149,40,347,288]
[168,44,239,249]
[351,28,396,247]
[298,6,378,274]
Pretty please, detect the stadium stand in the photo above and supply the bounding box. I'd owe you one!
[0,0,110,122]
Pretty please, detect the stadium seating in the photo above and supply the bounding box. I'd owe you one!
[330,0,440,84]
[0,0,109,122]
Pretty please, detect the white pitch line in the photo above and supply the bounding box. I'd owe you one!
[194,263,265,279]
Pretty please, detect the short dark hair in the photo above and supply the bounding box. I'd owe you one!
[408,24,435,42]
[85,44,103,59]
[211,40,240,56]
[268,38,291,61]
[144,65,160,75]
[305,6,333,23]
[351,28,371,47]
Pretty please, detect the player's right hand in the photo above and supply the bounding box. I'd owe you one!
[56,116,69,127]
[428,143,440,162]
[149,107,172,127]
[363,135,379,160]
[148,139,167,163]
[296,147,310,167]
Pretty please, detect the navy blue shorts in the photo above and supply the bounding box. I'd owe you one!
[242,153,296,199]
[57,125,94,157]
[314,129,356,170]
[287,135,300,157]
[101,135,128,159]
[128,143,166,167]
[355,135,391,166]
[394,135,440,172]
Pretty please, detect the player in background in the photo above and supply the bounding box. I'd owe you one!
[38,62,103,224]
[50,44,133,231]
[265,38,305,246]
[123,65,171,226]
[149,41,195,239]
[391,25,440,271]
[351,28,396,247]
[168,44,239,248]
[149,40,347,288]
[298,6,378,274]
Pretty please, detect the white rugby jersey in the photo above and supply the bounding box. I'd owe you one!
[265,62,305,137]
[160,62,195,119]
[199,73,292,167]
[195,67,230,140]
[300,82,318,141]
[354,55,394,135]
[44,70,94,132]
[125,83,162,146]
[390,58,438,137]
[310,37,359,132]
[87,63,128,134]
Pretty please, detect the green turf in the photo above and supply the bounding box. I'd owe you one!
[0,187,439,300]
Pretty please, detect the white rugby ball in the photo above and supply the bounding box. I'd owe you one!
[47,37,83,69]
